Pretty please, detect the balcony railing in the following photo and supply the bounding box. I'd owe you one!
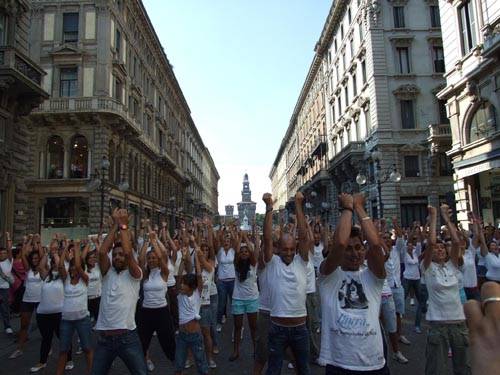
[0,46,44,86]
[428,123,451,140]
[330,141,365,167]
[311,135,327,157]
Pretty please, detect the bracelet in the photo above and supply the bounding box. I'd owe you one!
[266,207,273,213]
[339,207,353,213]
[362,216,371,221]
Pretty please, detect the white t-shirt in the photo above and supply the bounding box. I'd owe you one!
[267,254,308,318]
[462,247,478,288]
[142,268,168,309]
[421,261,465,321]
[319,267,385,371]
[201,268,214,306]
[403,249,420,280]
[385,246,402,288]
[62,278,89,321]
[306,258,316,294]
[23,269,42,303]
[233,265,259,300]
[96,267,142,331]
[0,259,13,289]
[483,253,500,281]
[312,243,324,269]
[178,289,201,325]
[173,250,182,276]
[216,248,236,280]
[87,266,102,298]
[37,277,64,314]
[258,266,271,311]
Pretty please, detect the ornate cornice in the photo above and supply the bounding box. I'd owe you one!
[393,84,420,99]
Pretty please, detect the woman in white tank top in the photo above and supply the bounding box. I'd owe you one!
[84,246,101,323]
[56,240,92,375]
[10,236,43,359]
[161,224,181,331]
[137,231,175,371]
[230,231,260,361]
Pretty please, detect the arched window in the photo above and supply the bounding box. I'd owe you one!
[469,101,497,143]
[47,136,64,179]
[70,135,88,178]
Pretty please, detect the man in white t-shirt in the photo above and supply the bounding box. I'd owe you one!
[91,209,145,375]
[319,193,389,374]
[0,232,14,334]
[262,192,311,375]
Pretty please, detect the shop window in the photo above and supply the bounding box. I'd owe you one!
[43,197,89,226]
[47,135,64,179]
[70,135,88,178]
[469,101,497,143]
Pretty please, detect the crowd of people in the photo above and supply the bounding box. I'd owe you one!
[0,191,499,375]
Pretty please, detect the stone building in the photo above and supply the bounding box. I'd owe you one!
[24,0,217,242]
[0,0,48,241]
[201,147,219,216]
[271,0,454,226]
[236,173,256,222]
[437,0,499,227]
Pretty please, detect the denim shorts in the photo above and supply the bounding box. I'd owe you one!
[391,286,405,315]
[232,298,259,315]
[175,330,208,374]
[60,315,92,352]
[381,295,397,333]
[200,305,214,327]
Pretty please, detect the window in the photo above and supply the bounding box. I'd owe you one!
[393,6,405,28]
[59,68,78,97]
[0,14,7,46]
[352,73,357,97]
[459,1,477,54]
[115,28,121,55]
[396,47,410,74]
[334,38,338,52]
[338,96,342,115]
[342,52,346,72]
[341,24,344,39]
[348,8,352,24]
[404,155,420,177]
[438,100,449,124]
[70,135,88,178]
[331,103,336,123]
[349,39,354,59]
[358,22,364,42]
[63,13,79,43]
[361,60,367,84]
[438,153,453,176]
[47,136,64,179]
[430,5,441,27]
[433,46,445,73]
[401,100,416,129]
[158,129,164,150]
[114,78,123,102]
[469,101,497,143]
[344,85,349,106]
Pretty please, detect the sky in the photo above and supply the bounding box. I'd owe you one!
[142,0,332,214]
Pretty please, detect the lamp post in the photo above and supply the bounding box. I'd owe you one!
[169,196,176,235]
[355,149,401,218]
[99,156,110,232]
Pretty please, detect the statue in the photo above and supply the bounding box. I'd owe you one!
[240,209,251,231]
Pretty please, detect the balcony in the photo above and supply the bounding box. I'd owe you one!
[311,135,327,158]
[330,141,365,168]
[483,20,500,58]
[0,46,47,104]
[427,123,452,142]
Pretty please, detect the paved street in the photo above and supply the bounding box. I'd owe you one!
[0,302,458,375]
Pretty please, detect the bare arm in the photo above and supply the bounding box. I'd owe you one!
[115,209,142,279]
[5,232,12,261]
[59,246,69,281]
[150,231,169,282]
[74,241,89,284]
[262,193,274,263]
[423,206,437,270]
[295,192,309,262]
[441,205,460,268]
[99,224,117,277]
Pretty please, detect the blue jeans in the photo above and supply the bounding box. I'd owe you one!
[60,316,92,352]
[0,288,11,330]
[418,284,429,329]
[175,330,208,374]
[91,330,147,375]
[266,322,310,375]
[216,279,234,324]
[210,294,218,347]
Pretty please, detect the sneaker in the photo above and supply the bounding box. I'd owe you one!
[30,363,47,373]
[147,359,155,372]
[5,327,13,335]
[415,326,422,334]
[392,351,409,364]
[76,346,83,354]
[212,346,220,355]
[221,315,227,324]
[65,361,75,370]
[9,349,22,359]
[399,335,411,345]
[410,298,415,306]
[216,324,222,333]
[184,359,193,369]
[288,362,295,369]
[209,359,217,368]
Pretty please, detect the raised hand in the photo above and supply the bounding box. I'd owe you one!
[352,193,365,209]
[295,191,304,204]
[149,231,157,241]
[338,193,354,211]
[262,193,273,207]
[440,204,452,223]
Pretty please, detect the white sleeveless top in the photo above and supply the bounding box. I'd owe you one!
[142,268,168,308]
[37,276,64,314]
[217,248,236,280]
[62,278,89,320]
[201,268,214,306]
[87,266,102,298]
[23,269,42,303]
[233,265,259,300]
[178,289,201,325]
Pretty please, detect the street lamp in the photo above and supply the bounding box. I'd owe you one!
[86,156,110,232]
[355,149,401,218]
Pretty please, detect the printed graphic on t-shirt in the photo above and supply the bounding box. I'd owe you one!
[338,278,368,310]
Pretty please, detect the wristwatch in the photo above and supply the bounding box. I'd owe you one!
[119,224,128,230]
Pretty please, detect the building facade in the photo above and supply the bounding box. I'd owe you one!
[0,0,48,241]
[24,0,217,241]
[271,0,455,226]
[438,0,500,227]
[236,173,256,222]
[201,147,219,216]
